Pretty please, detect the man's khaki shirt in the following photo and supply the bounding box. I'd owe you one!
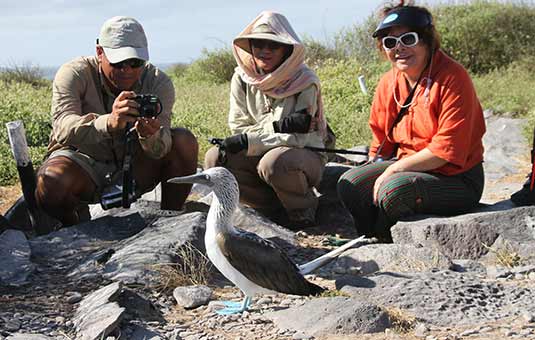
[48,56,175,162]
[229,72,327,162]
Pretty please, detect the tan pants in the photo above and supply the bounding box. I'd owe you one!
[204,146,325,214]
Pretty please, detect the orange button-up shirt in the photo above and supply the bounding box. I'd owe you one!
[369,50,485,176]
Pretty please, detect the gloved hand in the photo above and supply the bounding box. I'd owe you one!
[273,110,312,133]
[221,133,248,154]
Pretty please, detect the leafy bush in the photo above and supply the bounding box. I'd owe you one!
[316,58,389,148]
[0,64,49,88]
[332,15,380,64]
[183,47,236,84]
[302,36,342,67]
[170,76,230,159]
[473,56,535,115]
[435,1,535,73]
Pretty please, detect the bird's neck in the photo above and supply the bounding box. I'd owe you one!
[206,193,236,235]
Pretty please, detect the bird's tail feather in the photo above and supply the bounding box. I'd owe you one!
[298,235,368,275]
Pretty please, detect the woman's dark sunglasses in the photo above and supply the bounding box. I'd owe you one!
[250,39,285,50]
[382,32,419,50]
[110,58,145,69]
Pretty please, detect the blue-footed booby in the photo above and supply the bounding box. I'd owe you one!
[168,167,366,314]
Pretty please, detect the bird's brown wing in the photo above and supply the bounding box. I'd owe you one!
[216,229,323,296]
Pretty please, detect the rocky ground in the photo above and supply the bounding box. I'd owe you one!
[1,114,535,340]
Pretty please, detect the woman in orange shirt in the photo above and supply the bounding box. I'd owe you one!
[337,2,486,241]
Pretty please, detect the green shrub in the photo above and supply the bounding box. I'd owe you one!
[317,58,389,148]
[473,56,535,115]
[0,64,49,88]
[183,47,236,84]
[166,63,189,78]
[302,36,342,67]
[435,1,535,73]
[333,15,380,64]
[171,76,230,158]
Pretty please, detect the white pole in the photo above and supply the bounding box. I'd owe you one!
[358,75,368,95]
[6,120,31,167]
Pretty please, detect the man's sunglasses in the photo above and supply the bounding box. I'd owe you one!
[250,39,285,50]
[110,58,146,69]
[382,32,419,50]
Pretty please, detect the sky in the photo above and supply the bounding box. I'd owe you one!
[0,0,443,68]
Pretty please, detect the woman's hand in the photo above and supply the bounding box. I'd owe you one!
[373,149,448,205]
[373,165,398,205]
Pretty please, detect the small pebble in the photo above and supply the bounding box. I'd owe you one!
[66,292,83,304]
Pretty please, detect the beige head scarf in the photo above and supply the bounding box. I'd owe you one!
[232,11,327,137]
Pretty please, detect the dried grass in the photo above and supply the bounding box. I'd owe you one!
[151,242,213,293]
[384,307,417,333]
[482,241,522,268]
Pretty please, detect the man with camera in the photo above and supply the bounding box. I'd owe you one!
[35,16,198,228]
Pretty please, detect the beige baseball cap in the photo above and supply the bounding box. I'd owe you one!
[98,16,149,63]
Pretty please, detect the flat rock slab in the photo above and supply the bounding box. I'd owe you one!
[328,243,453,275]
[267,297,390,336]
[337,270,535,326]
[391,206,535,260]
[7,335,54,340]
[73,281,125,340]
[102,212,206,284]
[0,229,35,286]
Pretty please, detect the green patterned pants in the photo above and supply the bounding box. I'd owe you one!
[337,161,484,240]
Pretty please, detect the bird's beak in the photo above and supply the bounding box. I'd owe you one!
[167,173,213,186]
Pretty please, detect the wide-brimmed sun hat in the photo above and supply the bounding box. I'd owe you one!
[234,23,294,53]
[98,16,149,63]
[372,6,433,38]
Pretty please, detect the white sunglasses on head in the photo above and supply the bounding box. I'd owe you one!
[382,32,419,50]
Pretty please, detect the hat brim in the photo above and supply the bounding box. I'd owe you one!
[234,33,293,53]
[103,46,149,63]
[372,7,432,38]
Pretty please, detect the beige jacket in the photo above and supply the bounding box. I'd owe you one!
[47,56,174,162]
[229,72,327,161]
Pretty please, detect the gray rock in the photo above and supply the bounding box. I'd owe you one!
[0,230,35,286]
[6,335,54,340]
[129,324,164,340]
[73,282,125,340]
[337,270,535,326]
[102,212,206,284]
[486,265,513,279]
[392,206,535,260]
[266,297,390,336]
[451,259,487,274]
[66,291,83,304]
[414,322,429,338]
[173,285,212,309]
[328,243,452,275]
[482,117,528,201]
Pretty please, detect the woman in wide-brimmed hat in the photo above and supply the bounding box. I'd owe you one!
[337,1,486,241]
[204,11,334,228]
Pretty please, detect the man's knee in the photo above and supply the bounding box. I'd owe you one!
[170,128,198,159]
[36,157,95,208]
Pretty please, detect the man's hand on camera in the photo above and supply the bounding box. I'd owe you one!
[221,134,248,154]
[107,91,139,132]
[136,117,161,138]
[273,109,312,133]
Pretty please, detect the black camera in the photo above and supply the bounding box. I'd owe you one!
[133,94,162,118]
[100,183,137,210]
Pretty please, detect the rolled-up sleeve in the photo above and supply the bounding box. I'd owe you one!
[426,72,481,168]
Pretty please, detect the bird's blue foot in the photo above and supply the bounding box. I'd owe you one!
[215,297,251,315]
